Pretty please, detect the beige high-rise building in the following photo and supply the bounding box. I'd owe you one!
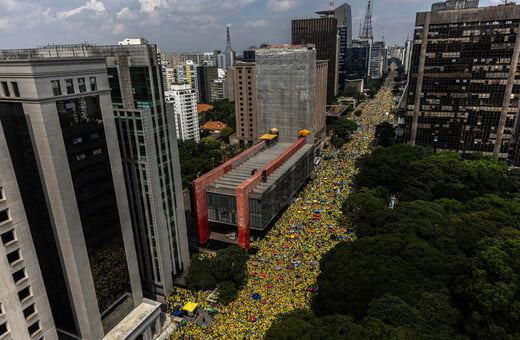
[233,62,258,143]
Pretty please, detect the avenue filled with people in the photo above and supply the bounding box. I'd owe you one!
[168,72,396,340]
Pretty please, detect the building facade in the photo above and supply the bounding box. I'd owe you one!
[176,62,199,94]
[197,65,219,104]
[346,39,371,82]
[0,121,58,340]
[165,84,200,142]
[0,42,192,302]
[403,1,520,163]
[334,3,353,89]
[0,57,154,338]
[368,41,387,79]
[256,45,318,143]
[292,17,339,99]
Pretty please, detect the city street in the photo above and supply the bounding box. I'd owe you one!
[169,70,397,339]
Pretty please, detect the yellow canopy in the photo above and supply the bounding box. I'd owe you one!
[182,302,198,313]
[259,134,278,140]
[298,129,311,137]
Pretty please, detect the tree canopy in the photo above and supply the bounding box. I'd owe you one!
[184,246,249,305]
[268,144,520,339]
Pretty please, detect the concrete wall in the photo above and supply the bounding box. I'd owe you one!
[256,47,317,143]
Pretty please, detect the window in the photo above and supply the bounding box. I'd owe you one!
[89,77,97,91]
[0,322,7,337]
[65,79,74,94]
[0,209,8,223]
[23,304,36,319]
[28,321,40,336]
[1,82,9,97]
[1,229,15,245]
[12,268,26,283]
[0,187,3,200]
[11,82,20,97]
[92,148,102,155]
[90,133,99,139]
[51,80,61,96]
[7,249,21,265]
[72,137,83,144]
[18,287,31,302]
[78,78,86,93]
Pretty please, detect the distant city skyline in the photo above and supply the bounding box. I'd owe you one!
[0,0,505,54]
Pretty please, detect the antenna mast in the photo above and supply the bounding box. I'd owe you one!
[360,0,373,40]
[225,24,233,52]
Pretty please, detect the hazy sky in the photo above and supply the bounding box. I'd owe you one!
[0,0,505,54]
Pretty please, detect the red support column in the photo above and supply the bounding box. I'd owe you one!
[192,141,266,244]
[236,187,251,249]
[235,137,306,249]
[194,181,210,244]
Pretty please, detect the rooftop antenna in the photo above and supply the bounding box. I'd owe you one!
[360,0,373,40]
[225,24,233,52]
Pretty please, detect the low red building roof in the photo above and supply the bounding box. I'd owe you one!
[197,104,214,114]
[201,121,228,130]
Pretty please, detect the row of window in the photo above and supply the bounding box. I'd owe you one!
[51,77,97,96]
[0,81,21,98]
[0,193,42,339]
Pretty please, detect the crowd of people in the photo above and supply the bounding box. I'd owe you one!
[168,73,396,339]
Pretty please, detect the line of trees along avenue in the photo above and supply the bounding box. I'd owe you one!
[266,144,520,340]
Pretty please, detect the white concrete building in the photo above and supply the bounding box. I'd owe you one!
[118,38,148,45]
[165,84,200,141]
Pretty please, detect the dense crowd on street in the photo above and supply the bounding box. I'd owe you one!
[168,72,396,339]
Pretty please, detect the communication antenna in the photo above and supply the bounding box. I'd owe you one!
[225,24,233,52]
[360,0,373,40]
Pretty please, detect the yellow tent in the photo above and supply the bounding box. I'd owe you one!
[259,134,278,140]
[298,129,311,137]
[182,302,198,313]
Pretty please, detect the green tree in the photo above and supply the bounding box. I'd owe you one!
[219,126,234,143]
[313,234,447,319]
[265,310,364,340]
[210,245,249,287]
[185,256,215,291]
[342,190,390,237]
[375,122,396,147]
[457,238,520,339]
[217,281,237,305]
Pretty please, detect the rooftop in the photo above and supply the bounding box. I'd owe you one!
[206,141,313,199]
[197,104,214,114]
[201,121,227,130]
[103,299,161,340]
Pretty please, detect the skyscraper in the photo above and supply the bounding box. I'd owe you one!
[292,17,339,99]
[0,56,162,338]
[334,3,353,88]
[0,41,191,302]
[403,1,520,163]
[0,120,57,340]
[346,39,371,82]
[368,41,387,79]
